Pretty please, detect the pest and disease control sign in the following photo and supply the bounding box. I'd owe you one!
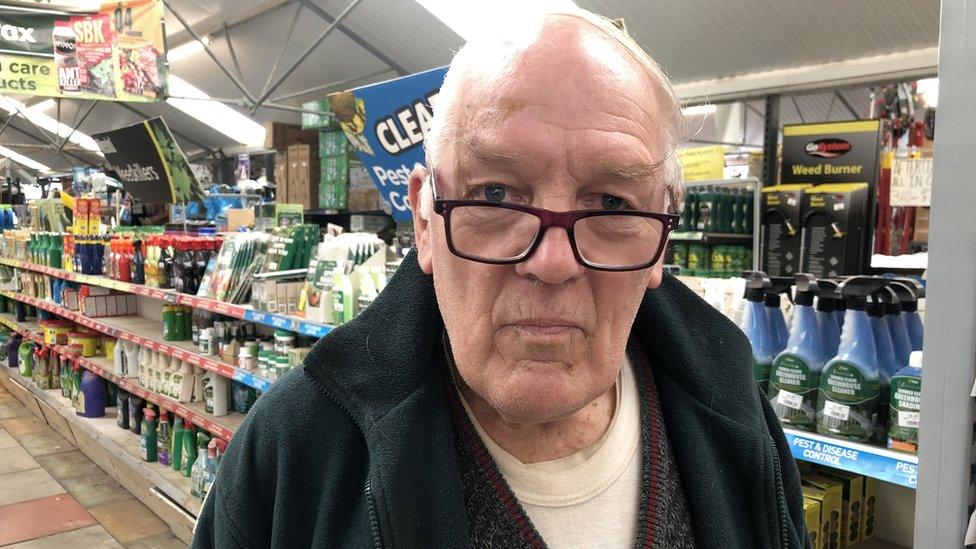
[327,67,446,221]
[93,117,204,204]
[0,0,166,101]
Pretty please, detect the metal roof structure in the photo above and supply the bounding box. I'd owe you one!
[0,0,941,173]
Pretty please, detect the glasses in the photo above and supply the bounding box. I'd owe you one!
[430,170,680,272]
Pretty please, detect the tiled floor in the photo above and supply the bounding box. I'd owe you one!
[0,384,187,548]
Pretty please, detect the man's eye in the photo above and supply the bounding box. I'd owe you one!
[601,194,625,210]
[483,185,507,203]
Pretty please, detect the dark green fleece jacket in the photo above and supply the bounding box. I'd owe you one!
[193,251,809,549]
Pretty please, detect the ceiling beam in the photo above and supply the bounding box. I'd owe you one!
[674,47,937,104]
[165,0,293,47]
[296,0,408,76]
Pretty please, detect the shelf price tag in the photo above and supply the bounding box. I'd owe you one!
[163,293,179,305]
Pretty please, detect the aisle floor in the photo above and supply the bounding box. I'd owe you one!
[0,384,187,548]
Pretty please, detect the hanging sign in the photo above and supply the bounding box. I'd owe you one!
[677,145,725,182]
[781,120,882,189]
[92,117,204,204]
[327,67,446,221]
[890,157,932,207]
[0,1,166,101]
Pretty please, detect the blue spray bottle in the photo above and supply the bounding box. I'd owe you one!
[739,273,777,392]
[814,279,841,358]
[768,274,830,430]
[888,350,922,453]
[764,276,793,356]
[867,289,901,444]
[882,284,912,371]
[817,277,886,442]
[894,278,925,351]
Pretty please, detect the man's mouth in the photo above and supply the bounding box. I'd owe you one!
[508,319,583,337]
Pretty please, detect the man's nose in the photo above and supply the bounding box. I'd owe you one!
[515,226,585,284]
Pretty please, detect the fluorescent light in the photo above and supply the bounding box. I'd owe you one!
[28,99,56,112]
[682,104,717,117]
[168,36,210,63]
[415,0,577,41]
[916,77,938,109]
[0,145,51,172]
[0,95,103,155]
[167,74,266,147]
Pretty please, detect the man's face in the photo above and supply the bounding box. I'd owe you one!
[411,24,671,424]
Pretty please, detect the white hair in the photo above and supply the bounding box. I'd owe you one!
[420,8,686,219]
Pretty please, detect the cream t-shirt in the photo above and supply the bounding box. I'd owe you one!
[458,357,641,548]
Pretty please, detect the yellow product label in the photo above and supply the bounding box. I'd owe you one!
[861,477,878,541]
[802,475,843,549]
[804,497,822,549]
[784,120,881,137]
[809,196,826,208]
[763,184,814,192]
[816,469,865,546]
[766,195,781,206]
[806,183,869,194]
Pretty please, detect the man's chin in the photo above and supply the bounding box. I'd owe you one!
[487,373,588,425]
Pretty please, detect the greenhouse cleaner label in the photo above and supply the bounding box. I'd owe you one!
[888,375,921,452]
[753,358,772,393]
[768,353,819,429]
[816,361,879,442]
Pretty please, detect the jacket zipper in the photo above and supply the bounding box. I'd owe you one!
[769,437,792,549]
[305,369,386,549]
[365,479,383,549]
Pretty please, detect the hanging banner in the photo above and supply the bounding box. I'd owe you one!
[327,67,446,221]
[0,1,166,101]
[92,117,204,204]
[677,145,725,182]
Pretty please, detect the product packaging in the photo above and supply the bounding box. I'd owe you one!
[803,496,823,549]
[801,475,843,549]
[815,468,865,546]
[760,184,812,276]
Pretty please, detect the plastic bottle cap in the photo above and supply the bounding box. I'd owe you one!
[909,350,923,369]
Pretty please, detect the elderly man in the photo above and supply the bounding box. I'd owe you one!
[194,8,807,549]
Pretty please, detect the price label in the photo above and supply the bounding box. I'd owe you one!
[898,411,920,429]
[163,293,179,305]
[823,400,851,421]
[776,390,804,410]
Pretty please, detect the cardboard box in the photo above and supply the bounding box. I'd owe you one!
[802,475,844,549]
[321,154,350,185]
[348,187,381,212]
[803,497,822,549]
[319,182,348,210]
[861,477,878,541]
[318,130,349,157]
[302,100,338,130]
[227,208,255,232]
[274,149,288,197]
[264,122,318,150]
[349,165,373,188]
[816,469,865,546]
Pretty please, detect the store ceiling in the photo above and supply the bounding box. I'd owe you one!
[0,0,940,174]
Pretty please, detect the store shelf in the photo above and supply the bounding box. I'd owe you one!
[0,313,244,441]
[0,257,334,339]
[670,231,753,243]
[784,428,918,489]
[0,290,274,393]
[0,366,202,520]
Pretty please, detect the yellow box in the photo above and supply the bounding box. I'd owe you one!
[803,496,822,549]
[816,469,865,546]
[862,476,878,541]
[802,475,843,549]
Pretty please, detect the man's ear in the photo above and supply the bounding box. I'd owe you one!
[408,166,434,274]
[646,264,663,290]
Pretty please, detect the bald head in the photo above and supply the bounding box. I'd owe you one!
[423,9,683,214]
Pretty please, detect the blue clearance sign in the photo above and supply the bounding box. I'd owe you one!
[327,67,447,221]
[784,429,918,489]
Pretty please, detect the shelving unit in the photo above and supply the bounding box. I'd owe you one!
[784,428,918,489]
[681,177,762,270]
[0,257,333,339]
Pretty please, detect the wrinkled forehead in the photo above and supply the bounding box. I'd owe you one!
[446,23,670,179]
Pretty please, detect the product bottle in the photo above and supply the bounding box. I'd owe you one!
[764,277,792,356]
[129,396,144,435]
[814,279,841,357]
[332,270,354,325]
[157,409,171,466]
[190,432,211,498]
[181,425,197,477]
[6,333,21,370]
[739,273,777,392]
[116,388,130,430]
[893,278,925,351]
[70,362,83,411]
[868,293,900,443]
[158,236,173,289]
[356,266,378,316]
[140,408,158,462]
[888,350,922,453]
[768,275,830,430]
[162,305,176,341]
[882,286,912,371]
[118,240,132,282]
[204,439,219,496]
[203,372,229,416]
[816,277,887,442]
[171,417,185,472]
[77,370,106,418]
[130,239,145,285]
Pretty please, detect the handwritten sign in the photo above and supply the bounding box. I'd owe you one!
[890,158,932,207]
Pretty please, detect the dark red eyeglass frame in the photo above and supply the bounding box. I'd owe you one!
[429,169,680,272]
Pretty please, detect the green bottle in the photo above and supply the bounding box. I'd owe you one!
[141,408,158,462]
[162,305,176,341]
[171,417,185,471]
[190,432,211,498]
[744,190,755,234]
[182,425,197,477]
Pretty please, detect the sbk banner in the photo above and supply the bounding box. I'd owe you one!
[327,67,446,221]
[93,117,204,204]
[0,0,166,101]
